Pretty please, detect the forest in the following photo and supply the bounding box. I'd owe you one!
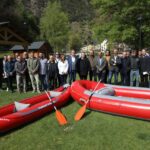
[0,0,150,51]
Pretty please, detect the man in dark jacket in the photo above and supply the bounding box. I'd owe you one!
[140,49,150,87]
[77,52,90,80]
[130,50,140,87]
[108,49,121,84]
[5,55,15,92]
[15,56,27,93]
[67,50,77,84]
[95,51,107,82]
[120,51,130,86]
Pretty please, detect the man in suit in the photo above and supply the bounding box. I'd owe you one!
[95,51,107,82]
[140,49,150,87]
[55,52,61,87]
[108,49,121,84]
[67,50,77,84]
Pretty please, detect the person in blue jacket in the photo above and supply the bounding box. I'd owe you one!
[5,55,15,92]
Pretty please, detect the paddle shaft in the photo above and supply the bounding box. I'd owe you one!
[45,91,57,111]
[85,80,101,104]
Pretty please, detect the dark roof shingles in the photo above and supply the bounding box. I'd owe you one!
[10,41,46,51]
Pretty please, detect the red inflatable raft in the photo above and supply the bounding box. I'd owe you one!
[71,80,150,120]
[0,85,70,133]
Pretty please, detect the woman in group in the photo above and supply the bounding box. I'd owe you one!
[2,55,8,91]
[47,55,58,90]
[58,54,69,85]
[105,50,111,83]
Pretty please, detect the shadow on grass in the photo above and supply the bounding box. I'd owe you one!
[62,97,74,108]
[82,110,92,119]
[137,133,150,141]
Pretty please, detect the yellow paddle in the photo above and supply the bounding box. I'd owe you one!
[45,91,68,125]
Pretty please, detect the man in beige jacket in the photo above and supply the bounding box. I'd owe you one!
[27,52,40,93]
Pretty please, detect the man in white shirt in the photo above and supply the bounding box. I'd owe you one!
[39,53,47,91]
[55,52,60,63]
[108,49,121,84]
[55,52,61,86]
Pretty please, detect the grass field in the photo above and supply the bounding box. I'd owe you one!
[0,89,150,150]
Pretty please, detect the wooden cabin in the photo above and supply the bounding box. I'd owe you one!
[10,41,53,58]
[0,21,29,57]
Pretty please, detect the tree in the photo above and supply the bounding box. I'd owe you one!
[68,33,82,51]
[0,0,38,41]
[61,0,94,22]
[40,1,69,51]
[91,0,150,49]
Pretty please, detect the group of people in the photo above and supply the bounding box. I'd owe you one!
[0,48,150,93]
[87,48,150,87]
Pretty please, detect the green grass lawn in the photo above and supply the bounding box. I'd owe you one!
[0,90,150,150]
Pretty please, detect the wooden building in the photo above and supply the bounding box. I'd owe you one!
[0,22,53,58]
[10,41,53,58]
[0,22,28,46]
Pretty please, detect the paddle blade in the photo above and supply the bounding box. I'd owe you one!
[74,104,86,121]
[55,110,68,125]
